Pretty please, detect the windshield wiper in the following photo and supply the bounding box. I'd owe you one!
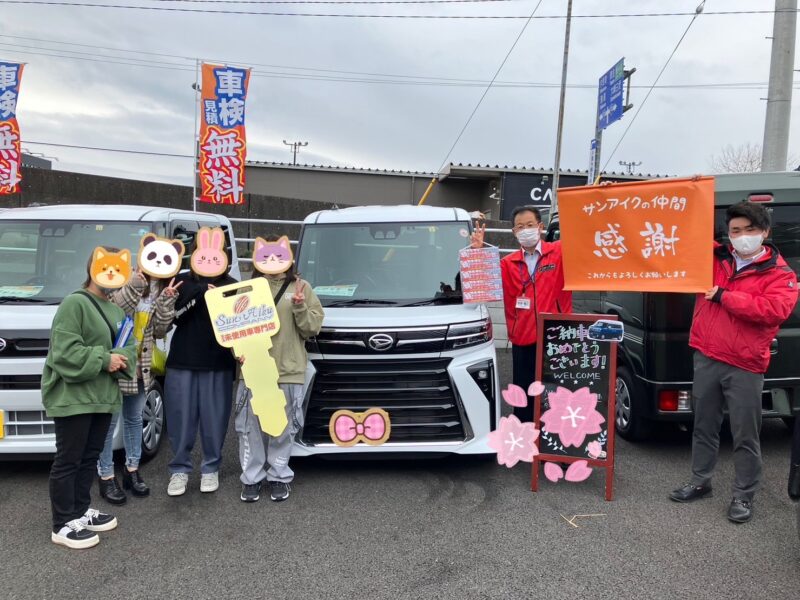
[400,296,463,307]
[0,297,57,304]
[325,298,399,307]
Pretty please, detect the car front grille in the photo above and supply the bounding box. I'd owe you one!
[302,358,468,445]
[0,374,42,390]
[0,337,50,358]
[3,410,54,436]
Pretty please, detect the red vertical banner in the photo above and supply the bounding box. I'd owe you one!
[198,63,250,205]
[0,61,25,195]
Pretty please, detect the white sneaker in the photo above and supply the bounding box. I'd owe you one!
[167,473,189,496]
[51,519,99,549]
[79,508,117,532]
[200,472,219,493]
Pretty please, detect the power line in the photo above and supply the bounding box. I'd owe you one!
[0,2,792,18]
[1,40,796,91]
[601,3,705,171]
[23,140,194,157]
[435,0,543,174]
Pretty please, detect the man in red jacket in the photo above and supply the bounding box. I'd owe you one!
[670,201,798,523]
[473,205,572,422]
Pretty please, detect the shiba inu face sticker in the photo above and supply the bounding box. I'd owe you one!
[138,234,185,279]
[91,247,132,289]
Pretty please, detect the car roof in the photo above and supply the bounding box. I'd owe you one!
[304,205,471,224]
[0,204,230,223]
[715,172,800,205]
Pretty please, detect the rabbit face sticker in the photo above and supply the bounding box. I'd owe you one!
[191,227,228,278]
[252,236,293,275]
[138,234,185,279]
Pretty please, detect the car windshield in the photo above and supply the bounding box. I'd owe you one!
[296,221,470,306]
[0,220,153,304]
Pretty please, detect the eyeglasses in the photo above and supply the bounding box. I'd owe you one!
[512,221,541,232]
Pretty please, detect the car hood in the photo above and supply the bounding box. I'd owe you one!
[0,305,59,336]
[321,303,489,328]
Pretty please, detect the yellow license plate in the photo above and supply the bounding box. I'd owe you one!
[0,409,4,439]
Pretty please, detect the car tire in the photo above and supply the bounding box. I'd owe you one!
[140,380,165,462]
[615,366,650,442]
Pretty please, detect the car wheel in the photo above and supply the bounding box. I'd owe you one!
[615,366,650,441]
[140,380,165,462]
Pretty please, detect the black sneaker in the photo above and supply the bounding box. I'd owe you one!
[241,482,261,503]
[51,519,99,549]
[80,508,118,532]
[728,498,754,523]
[269,481,291,502]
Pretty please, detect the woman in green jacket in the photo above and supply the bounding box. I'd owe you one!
[43,247,137,549]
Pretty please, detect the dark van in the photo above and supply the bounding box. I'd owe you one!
[567,172,800,440]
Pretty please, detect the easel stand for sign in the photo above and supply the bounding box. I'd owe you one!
[530,313,618,501]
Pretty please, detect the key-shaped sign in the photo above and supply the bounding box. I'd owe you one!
[205,278,287,436]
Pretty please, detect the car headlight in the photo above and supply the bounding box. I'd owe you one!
[444,318,492,350]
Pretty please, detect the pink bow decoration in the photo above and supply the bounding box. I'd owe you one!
[329,408,391,447]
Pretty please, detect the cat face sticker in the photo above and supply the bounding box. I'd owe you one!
[90,247,132,289]
[253,236,293,275]
[191,227,228,278]
[138,234,185,279]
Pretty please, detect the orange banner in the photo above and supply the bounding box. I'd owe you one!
[198,63,250,205]
[559,177,714,292]
[0,61,24,195]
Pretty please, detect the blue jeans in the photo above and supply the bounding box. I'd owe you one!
[97,382,146,477]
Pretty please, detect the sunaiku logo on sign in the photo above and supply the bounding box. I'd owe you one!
[215,304,275,334]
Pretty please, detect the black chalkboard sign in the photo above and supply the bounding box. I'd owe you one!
[531,313,618,501]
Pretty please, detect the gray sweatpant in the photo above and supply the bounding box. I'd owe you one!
[235,380,305,485]
[164,368,233,476]
[690,351,764,501]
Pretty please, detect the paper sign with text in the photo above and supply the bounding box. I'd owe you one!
[559,177,714,292]
[459,246,503,304]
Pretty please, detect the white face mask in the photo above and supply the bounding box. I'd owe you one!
[516,227,541,248]
[730,233,764,256]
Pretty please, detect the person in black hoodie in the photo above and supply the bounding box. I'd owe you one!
[163,228,237,496]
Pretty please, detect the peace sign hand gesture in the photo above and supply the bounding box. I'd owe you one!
[291,280,306,305]
[470,221,486,249]
[162,277,184,298]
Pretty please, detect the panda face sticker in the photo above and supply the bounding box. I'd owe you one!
[138,234,185,279]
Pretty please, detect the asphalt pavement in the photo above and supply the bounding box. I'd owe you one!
[1,349,799,600]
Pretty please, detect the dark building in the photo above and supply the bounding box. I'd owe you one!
[245,161,662,221]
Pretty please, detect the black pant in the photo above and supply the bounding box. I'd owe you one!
[792,415,800,466]
[49,412,112,531]
[511,343,537,422]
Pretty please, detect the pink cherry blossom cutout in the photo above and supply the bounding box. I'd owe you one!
[565,460,593,482]
[501,384,528,408]
[540,386,606,448]
[487,415,539,468]
[587,441,602,459]
[543,462,564,482]
[528,381,545,397]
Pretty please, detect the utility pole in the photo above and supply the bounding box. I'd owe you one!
[761,0,797,172]
[619,160,642,175]
[550,0,573,225]
[283,140,308,166]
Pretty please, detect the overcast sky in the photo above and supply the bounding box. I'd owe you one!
[2,0,798,185]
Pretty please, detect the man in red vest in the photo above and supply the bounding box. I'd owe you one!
[472,205,572,422]
[669,201,798,523]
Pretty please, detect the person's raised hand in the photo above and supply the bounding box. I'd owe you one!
[162,277,184,298]
[292,280,306,305]
[135,268,147,286]
[470,221,486,249]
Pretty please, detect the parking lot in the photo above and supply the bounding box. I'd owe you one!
[1,349,799,600]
